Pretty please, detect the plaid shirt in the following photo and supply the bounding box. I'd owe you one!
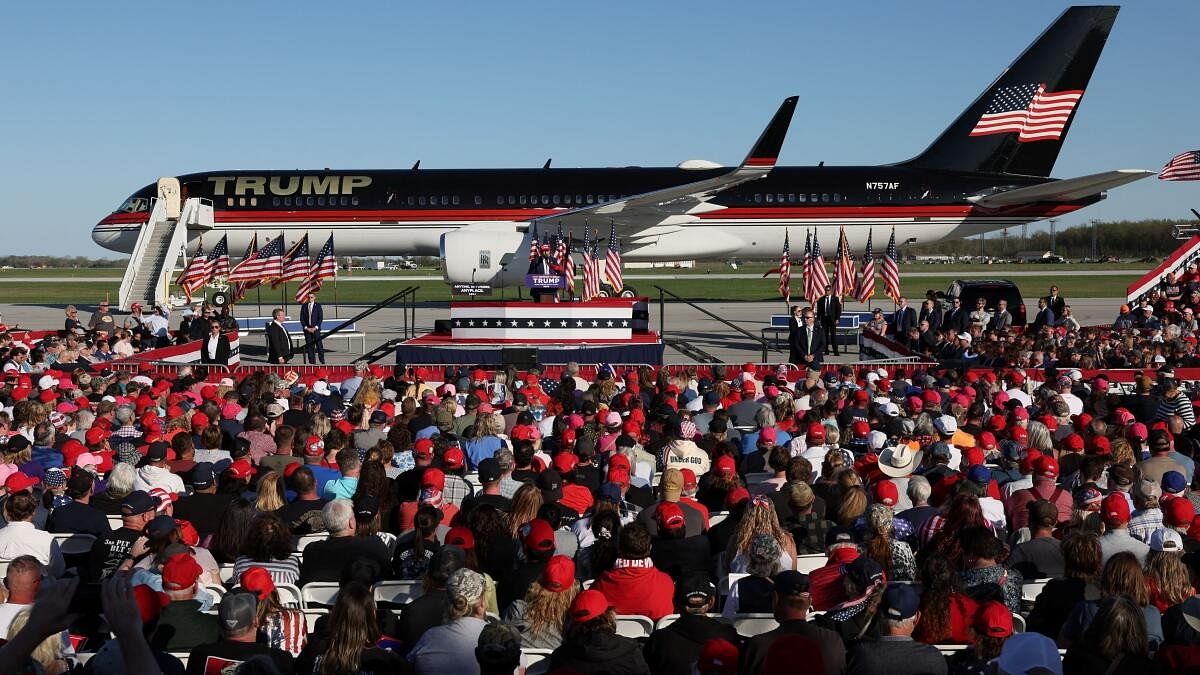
[789,512,836,554]
[443,474,473,507]
[1128,508,1163,543]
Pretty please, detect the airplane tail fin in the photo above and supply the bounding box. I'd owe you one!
[897,6,1118,177]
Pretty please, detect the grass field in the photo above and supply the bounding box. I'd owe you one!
[0,264,1143,306]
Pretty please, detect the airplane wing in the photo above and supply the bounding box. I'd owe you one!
[528,96,798,239]
[966,169,1153,208]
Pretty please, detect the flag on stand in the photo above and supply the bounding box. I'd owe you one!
[806,231,828,304]
[968,82,1083,142]
[207,235,230,279]
[296,234,337,301]
[555,224,568,268]
[802,229,811,292]
[231,234,258,301]
[582,229,600,301]
[881,227,901,302]
[175,237,208,300]
[1159,150,1200,181]
[229,234,284,282]
[273,235,310,288]
[528,224,540,262]
[855,229,876,303]
[563,229,576,295]
[778,231,791,304]
[604,222,623,294]
[833,227,854,297]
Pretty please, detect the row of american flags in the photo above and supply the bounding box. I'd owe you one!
[528,222,623,301]
[176,233,337,303]
[777,226,901,306]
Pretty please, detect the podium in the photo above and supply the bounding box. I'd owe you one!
[526,273,564,304]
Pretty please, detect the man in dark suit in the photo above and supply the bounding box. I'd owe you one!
[918,299,942,336]
[893,296,916,336]
[1047,285,1066,319]
[988,298,1014,332]
[787,305,804,364]
[266,308,292,364]
[815,285,842,356]
[199,321,231,365]
[941,296,969,334]
[527,244,562,302]
[792,308,825,367]
[1030,296,1056,333]
[299,294,325,364]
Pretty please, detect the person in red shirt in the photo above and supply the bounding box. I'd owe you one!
[590,522,676,621]
[809,526,859,611]
[553,453,595,516]
[1005,456,1072,530]
[678,468,710,529]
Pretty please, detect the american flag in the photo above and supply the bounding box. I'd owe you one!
[175,237,208,299]
[528,224,540,263]
[778,231,791,304]
[207,235,230,279]
[273,235,310,288]
[969,82,1083,143]
[229,234,284,282]
[231,234,258,301]
[582,229,600,301]
[296,234,337,301]
[555,224,568,268]
[604,221,623,294]
[833,227,854,297]
[881,227,901,302]
[1159,150,1200,181]
[802,229,811,291]
[855,229,876,303]
[806,231,828,304]
[563,229,576,295]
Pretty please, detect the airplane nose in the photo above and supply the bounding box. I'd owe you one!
[91,224,118,249]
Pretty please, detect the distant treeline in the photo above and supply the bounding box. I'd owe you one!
[911,219,1193,259]
[0,256,126,268]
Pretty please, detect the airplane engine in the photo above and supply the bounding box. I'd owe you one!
[440,226,529,287]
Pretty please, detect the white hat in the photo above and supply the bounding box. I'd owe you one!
[934,415,958,435]
[1150,528,1183,552]
[881,402,900,417]
[878,445,922,477]
[312,381,332,396]
[38,375,59,390]
[866,372,880,383]
[867,430,889,451]
[1153,355,1167,364]
[957,332,972,344]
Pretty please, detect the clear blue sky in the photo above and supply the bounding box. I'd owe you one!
[1,1,1196,256]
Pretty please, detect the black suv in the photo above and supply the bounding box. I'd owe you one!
[936,279,1027,327]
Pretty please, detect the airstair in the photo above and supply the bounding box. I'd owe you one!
[117,178,214,311]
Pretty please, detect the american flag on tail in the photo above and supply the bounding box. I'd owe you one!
[968,82,1083,143]
[855,229,876,303]
[834,227,854,297]
[229,234,284,282]
[604,222,622,294]
[296,234,337,301]
[881,227,901,302]
[778,231,791,304]
[806,231,828,304]
[273,235,310,288]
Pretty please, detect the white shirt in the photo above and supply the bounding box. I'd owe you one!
[0,522,65,578]
[206,336,219,360]
[135,464,186,495]
[1060,392,1084,416]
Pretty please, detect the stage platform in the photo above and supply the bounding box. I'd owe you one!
[394,297,663,365]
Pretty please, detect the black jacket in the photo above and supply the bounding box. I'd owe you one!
[643,614,741,675]
[817,294,842,325]
[266,320,292,364]
[550,631,651,675]
[199,333,231,365]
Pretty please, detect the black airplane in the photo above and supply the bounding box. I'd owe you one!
[94,6,1149,288]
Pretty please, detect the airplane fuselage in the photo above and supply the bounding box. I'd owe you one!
[94,165,1096,263]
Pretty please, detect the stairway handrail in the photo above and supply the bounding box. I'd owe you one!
[118,197,163,311]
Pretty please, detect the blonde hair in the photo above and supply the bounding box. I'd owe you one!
[523,580,580,641]
[1146,550,1192,607]
[254,471,286,512]
[836,486,868,528]
[309,412,331,439]
[510,484,543,538]
[726,498,788,566]
[9,608,62,670]
[1109,437,1135,468]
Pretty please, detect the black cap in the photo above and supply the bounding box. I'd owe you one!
[231,437,251,459]
[120,490,157,516]
[676,572,717,607]
[615,434,636,449]
[5,435,30,453]
[824,525,854,548]
[191,462,216,489]
[66,466,94,497]
[145,514,177,536]
[512,392,528,408]
[477,458,502,483]
[146,442,169,462]
[354,494,379,519]
[773,570,811,597]
[369,410,388,425]
[537,469,563,502]
[709,418,728,433]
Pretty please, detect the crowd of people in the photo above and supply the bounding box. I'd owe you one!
[866,280,1200,373]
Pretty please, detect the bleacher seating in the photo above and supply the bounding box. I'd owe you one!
[613,614,655,640]
[300,582,341,609]
[373,580,424,607]
[794,554,828,575]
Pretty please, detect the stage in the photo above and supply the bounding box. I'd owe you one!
[394,297,664,365]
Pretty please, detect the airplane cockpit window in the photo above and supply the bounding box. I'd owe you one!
[115,196,151,213]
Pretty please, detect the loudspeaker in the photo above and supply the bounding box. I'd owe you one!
[433,319,453,334]
[501,347,538,370]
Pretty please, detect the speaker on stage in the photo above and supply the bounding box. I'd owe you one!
[434,319,453,334]
[501,347,538,371]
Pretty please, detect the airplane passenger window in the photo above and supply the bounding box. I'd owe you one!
[474,195,482,205]
[798,194,806,203]
[765,194,773,203]
[576,195,583,204]
[452,195,460,205]
[754,194,762,203]
[520,196,527,205]
[352,197,359,206]
[508,195,516,205]
[777,194,784,203]
[788,194,796,203]
[272,197,280,207]
[250,198,257,206]
[833,193,841,203]
[419,196,427,206]
[317,197,325,206]
[609,195,617,202]
[553,195,561,205]
[541,195,549,205]
[810,194,818,202]
[587,195,594,204]
[307,197,314,206]
[227,198,234,207]
[284,197,292,207]
[440,196,449,206]
[821,194,829,203]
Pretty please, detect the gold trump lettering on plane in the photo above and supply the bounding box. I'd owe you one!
[207,175,373,196]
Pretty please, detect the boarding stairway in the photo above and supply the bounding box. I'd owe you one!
[1126,210,1200,305]
[118,184,213,311]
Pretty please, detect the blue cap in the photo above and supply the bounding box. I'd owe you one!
[120,490,157,516]
[967,464,992,485]
[1163,470,1187,494]
[191,462,216,489]
[702,391,720,407]
[881,583,920,620]
[999,439,1025,461]
[928,441,952,460]
[598,482,622,503]
[773,570,811,597]
[993,632,1064,675]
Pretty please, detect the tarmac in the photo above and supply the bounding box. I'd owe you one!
[0,296,1122,366]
